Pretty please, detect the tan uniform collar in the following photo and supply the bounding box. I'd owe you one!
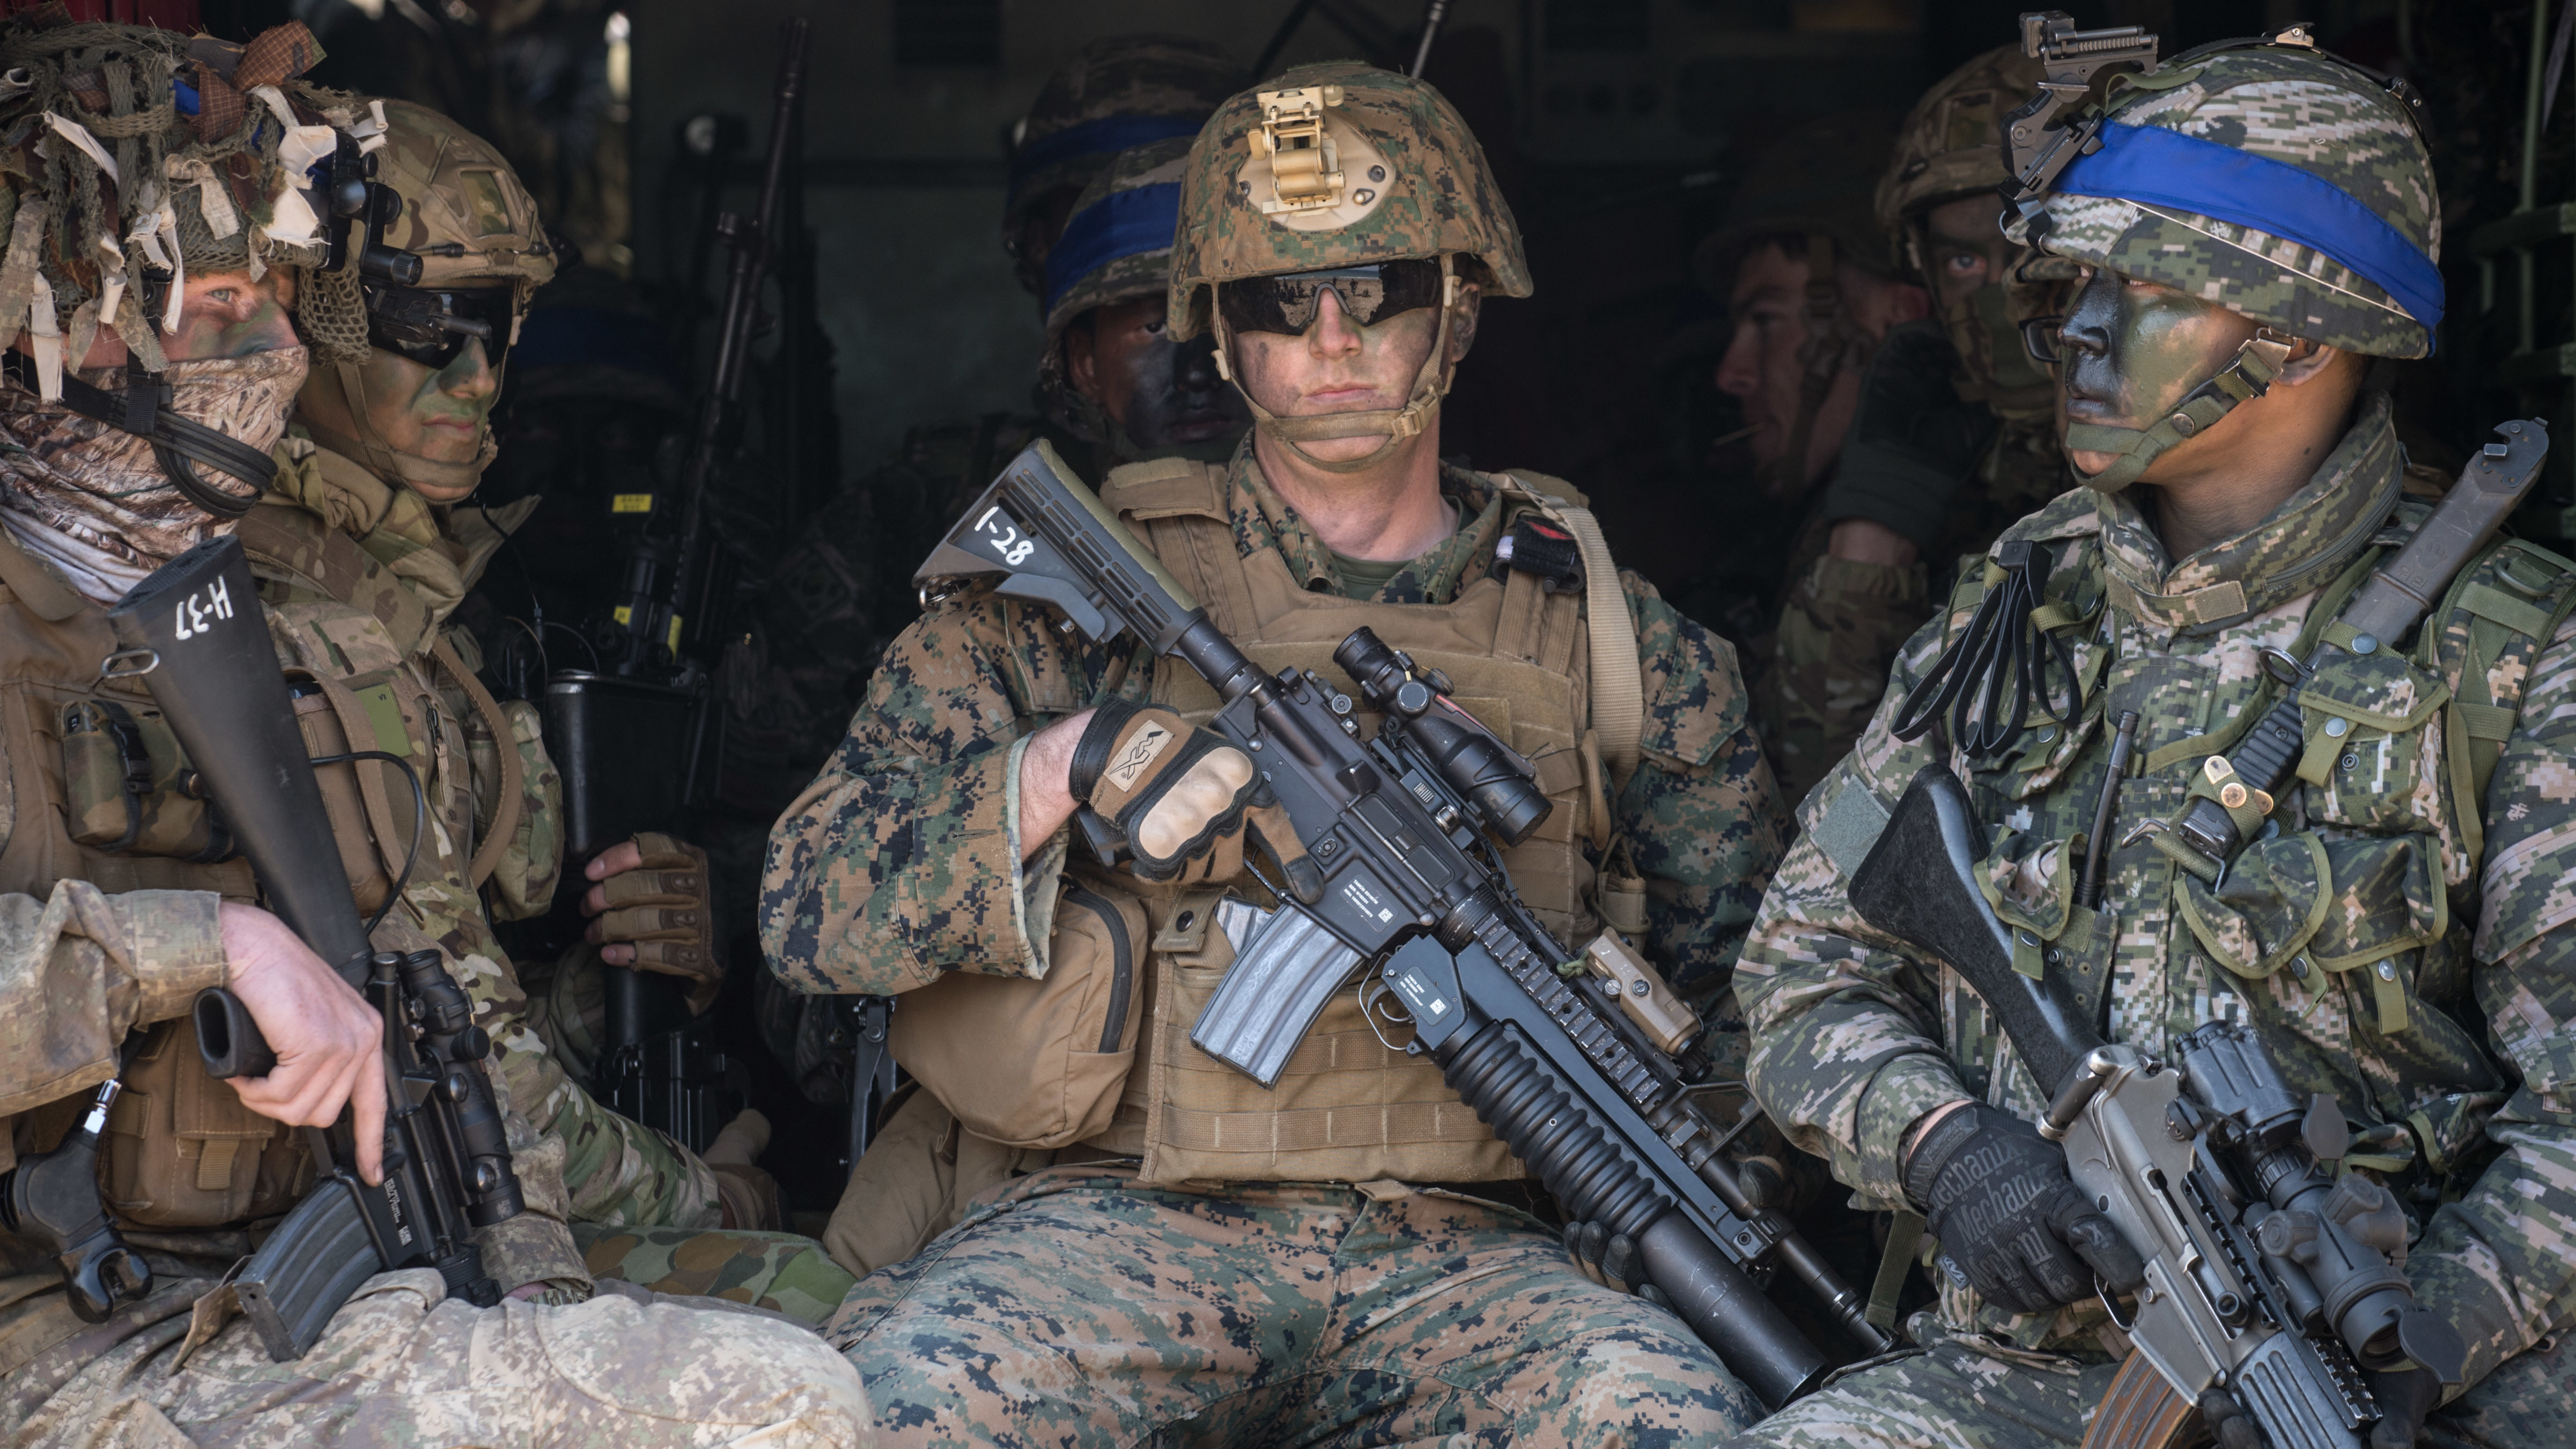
[266,429,505,631]
[1230,437,1506,604]
[2091,392,2404,640]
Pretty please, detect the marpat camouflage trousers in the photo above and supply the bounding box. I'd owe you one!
[0,1266,866,1447]
[1724,1328,2576,1449]
[826,1166,1754,1447]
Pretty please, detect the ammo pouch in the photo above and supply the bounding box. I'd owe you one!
[892,874,1147,1149]
[100,1017,314,1229]
[285,670,419,918]
[60,700,233,860]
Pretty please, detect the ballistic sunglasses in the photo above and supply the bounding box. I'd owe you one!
[1216,258,1445,336]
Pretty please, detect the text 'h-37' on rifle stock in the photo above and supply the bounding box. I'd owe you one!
[1852,766,2468,1449]
[915,440,1891,1410]
[101,535,525,1362]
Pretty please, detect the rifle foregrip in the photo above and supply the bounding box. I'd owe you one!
[194,987,279,1080]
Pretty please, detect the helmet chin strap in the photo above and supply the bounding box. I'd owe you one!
[304,356,496,497]
[2065,331,2294,493]
[1212,255,1460,476]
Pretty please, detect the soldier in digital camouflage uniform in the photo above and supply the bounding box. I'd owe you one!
[818,131,1248,1278]
[1733,37,2576,1449]
[0,19,864,1444]
[1758,47,2072,805]
[272,97,850,1320]
[766,62,1785,1444]
[749,36,1245,778]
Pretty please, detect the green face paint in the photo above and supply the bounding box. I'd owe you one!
[2059,267,2277,492]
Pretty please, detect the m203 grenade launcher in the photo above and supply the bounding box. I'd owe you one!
[914,441,1890,1409]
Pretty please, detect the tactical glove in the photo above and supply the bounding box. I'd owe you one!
[1821,319,2002,555]
[1071,701,1266,882]
[1905,1101,2144,1314]
[1563,1220,1670,1310]
[2202,1363,2439,1449]
[584,832,720,1010]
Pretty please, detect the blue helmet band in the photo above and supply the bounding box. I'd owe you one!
[2053,122,2445,334]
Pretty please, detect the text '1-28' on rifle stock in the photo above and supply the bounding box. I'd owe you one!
[916,440,1890,1409]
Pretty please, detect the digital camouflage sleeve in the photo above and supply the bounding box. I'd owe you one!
[762,465,1788,1011]
[1738,499,2576,1391]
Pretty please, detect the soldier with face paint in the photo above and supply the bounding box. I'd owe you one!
[266,98,852,1318]
[1731,31,2576,1449]
[0,21,864,1444]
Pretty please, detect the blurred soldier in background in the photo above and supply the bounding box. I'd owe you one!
[274,97,851,1320]
[1756,46,2068,802]
[1673,113,1924,766]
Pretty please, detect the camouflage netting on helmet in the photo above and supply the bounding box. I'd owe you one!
[0,17,364,376]
[1036,135,1190,440]
[1167,61,1531,342]
[2008,46,2438,359]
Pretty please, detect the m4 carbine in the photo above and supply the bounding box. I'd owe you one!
[100,536,525,1361]
[914,442,1888,1409]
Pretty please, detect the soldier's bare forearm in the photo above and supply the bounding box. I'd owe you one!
[1017,709,1094,860]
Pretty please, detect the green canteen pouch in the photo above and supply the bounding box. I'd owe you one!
[60,699,233,860]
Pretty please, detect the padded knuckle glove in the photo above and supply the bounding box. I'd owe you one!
[1071,701,1260,881]
[1905,1102,2143,1315]
[595,832,717,987]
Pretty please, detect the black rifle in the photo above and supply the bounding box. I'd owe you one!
[914,442,1888,1409]
[545,18,812,1151]
[102,536,524,1361]
[1850,764,2466,1449]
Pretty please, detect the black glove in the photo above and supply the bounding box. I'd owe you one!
[1563,1220,1670,1309]
[1820,318,2001,554]
[1905,1102,2144,1314]
[1069,701,1261,881]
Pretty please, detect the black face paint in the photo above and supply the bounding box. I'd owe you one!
[2058,267,2282,491]
[1113,330,1248,451]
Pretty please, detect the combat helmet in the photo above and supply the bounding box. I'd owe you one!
[1034,134,1187,448]
[1003,35,1243,298]
[299,99,559,496]
[2003,21,2437,489]
[1874,45,2058,422]
[0,17,364,516]
[1168,62,1530,472]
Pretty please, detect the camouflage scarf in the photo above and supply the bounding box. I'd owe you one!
[0,348,309,600]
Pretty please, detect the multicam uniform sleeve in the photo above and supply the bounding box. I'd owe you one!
[1734,609,1975,1205]
[0,882,224,1117]
[762,593,1117,996]
[2415,614,2576,1389]
[1619,571,1792,1005]
[1755,554,1931,808]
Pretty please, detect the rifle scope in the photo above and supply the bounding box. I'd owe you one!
[1335,628,1551,847]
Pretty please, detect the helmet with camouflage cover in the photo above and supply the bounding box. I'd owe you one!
[1003,35,1243,298]
[298,99,558,496]
[1167,62,1530,472]
[1034,135,1185,448]
[1874,45,2048,276]
[2005,34,2439,488]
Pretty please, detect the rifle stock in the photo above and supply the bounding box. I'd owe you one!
[107,536,525,1359]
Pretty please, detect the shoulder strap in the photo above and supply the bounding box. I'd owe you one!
[2430,539,2576,867]
[1493,469,1643,787]
[234,503,436,655]
[431,634,523,889]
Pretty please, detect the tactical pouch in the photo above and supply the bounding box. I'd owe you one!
[286,671,416,917]
[60,700,233,860]
[100,1017,313,1228]
[892,873,1148,1149]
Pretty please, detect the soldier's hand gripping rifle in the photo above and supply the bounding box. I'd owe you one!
[102,536,524,1362]
[1850,764,2468,1449]
[914,442,1889,1409]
